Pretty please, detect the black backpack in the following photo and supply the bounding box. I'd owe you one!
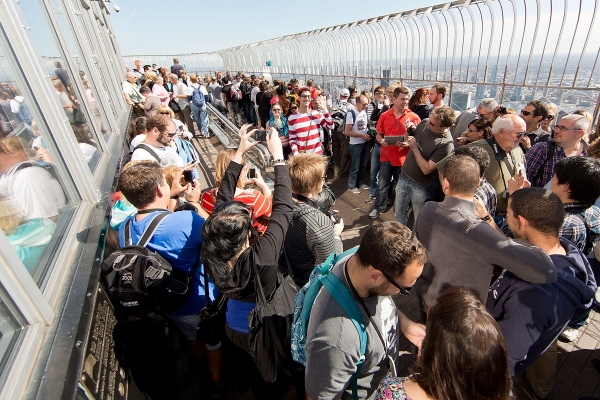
[101,212,192,319]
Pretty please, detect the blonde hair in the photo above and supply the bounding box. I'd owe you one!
[156,105,174,118]
[163,165,183,187]
[288,153,328,194]
[214,149,247,188]
[0,197,22,233]
[0,136,36,159]
[144,71,156,81]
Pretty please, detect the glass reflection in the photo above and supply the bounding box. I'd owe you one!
[18,0,101,171]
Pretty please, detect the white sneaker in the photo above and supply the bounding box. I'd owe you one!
[360,184,370,190]
[349,188,361,194]
[369,209,379,219]
[560,327,580,342]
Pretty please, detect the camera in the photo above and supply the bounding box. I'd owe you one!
[501,190,510,200]
[497,106,507,115]
[254,130,269,141]
[325,210,341,225]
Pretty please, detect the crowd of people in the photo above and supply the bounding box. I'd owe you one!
[110,59,600,400]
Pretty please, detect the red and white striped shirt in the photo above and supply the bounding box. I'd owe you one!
[288,109,333,155]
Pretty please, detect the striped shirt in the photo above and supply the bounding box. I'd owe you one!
[201,188,272,234]
[288,109,333,154]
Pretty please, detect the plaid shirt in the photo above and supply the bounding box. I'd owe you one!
[526,140,588,188]
[559,202,600,255]
[475,177,498,217]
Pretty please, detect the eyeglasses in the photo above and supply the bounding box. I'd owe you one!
[554,125,579,132]
[515,131,527,139]
[300,94,312,99]
[544,115,555,121]
[520,109,533,116]
[477,111,493,118]
[272,108,282,112]
[167,132,177,137]
[428,119,443,128]
[360,102,369,107]
[371,264,413,296]
[291,106,298,109]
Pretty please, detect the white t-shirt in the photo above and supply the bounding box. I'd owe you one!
[129,134,147,153]
[173,81,190,108]
[130,142,183,167]
[0,162,65,219]
[345,109,369,145]
[79,143,98,162]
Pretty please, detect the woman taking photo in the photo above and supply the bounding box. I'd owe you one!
[266,103,291,159]
[201,125,293,397]
[455,117,493,147]
[408,88,431,121]
[375,286,511,400]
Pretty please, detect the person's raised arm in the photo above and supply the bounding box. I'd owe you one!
[215,124,259,206]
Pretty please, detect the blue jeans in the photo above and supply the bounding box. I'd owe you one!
[395,171,431,225]
[374,161,401,212]
[369,143,381,196]
[190,104,209,135]
[348,142,370,189]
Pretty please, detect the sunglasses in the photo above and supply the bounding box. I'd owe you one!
[554,125,579,132]
[520,109,533,116]
[515,131,527,139]
[544,115,555,121]
[371,264,412,296]
[159,112,171,115]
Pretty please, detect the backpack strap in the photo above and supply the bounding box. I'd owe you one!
[125,212,170,247]
[322,272,366,400]
[133,143,162,164]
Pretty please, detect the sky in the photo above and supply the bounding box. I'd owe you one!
[110,0,444,55]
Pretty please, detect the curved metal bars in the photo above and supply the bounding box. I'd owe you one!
[124,0,600,117]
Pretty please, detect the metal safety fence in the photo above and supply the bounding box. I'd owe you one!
[124,0,600,118]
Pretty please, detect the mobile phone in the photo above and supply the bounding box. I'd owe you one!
[248,167,256,179]
[255,130,268,141]
[183,170,194,184]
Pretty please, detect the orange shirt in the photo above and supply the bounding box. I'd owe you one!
[376,108,421,166]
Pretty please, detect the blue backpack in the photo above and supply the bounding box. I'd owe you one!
[291,247,366,400]
[191,86,205,108]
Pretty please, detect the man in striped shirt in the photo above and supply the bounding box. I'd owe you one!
[288,87,333,156]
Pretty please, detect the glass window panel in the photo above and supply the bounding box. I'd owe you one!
[49,0,112,146]
[0,42,75,286]
[16,0,102,172]
[68,0,118,120]
[0,281,28,389]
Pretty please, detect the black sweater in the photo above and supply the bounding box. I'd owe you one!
[215,161,294,301]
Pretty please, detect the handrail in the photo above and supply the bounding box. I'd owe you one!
[205,102,272,173]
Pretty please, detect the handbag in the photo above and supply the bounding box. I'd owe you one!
[247,263,298,382]
[73,106,86,125]
[196,267,228,346]
[169,99,181,113]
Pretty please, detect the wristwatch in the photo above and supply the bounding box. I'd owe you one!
[273,158,286,165]
[480,214,493,223]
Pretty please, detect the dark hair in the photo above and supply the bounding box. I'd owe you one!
[139,86,151,95]
[393,86,410,99]
[222,77,229,84]
[454,145,490,178]
[143,65,152,71]
[259,81,268,91]
[554,156,600,206]
[355,222,427,279]
[415,286,511,400]
[509,188,564,236]
[201,201,258,289]
[128,117,147,143]
[468,117,493,139]
[298,87,311,98]
[118,162,164,208]
[146,114,172,134]
[275,85,286,96]
[408,88,429,110]
[348,86,357,95]
[431,83,446,99]
[526,100,549,119]
[443,155,481,195]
